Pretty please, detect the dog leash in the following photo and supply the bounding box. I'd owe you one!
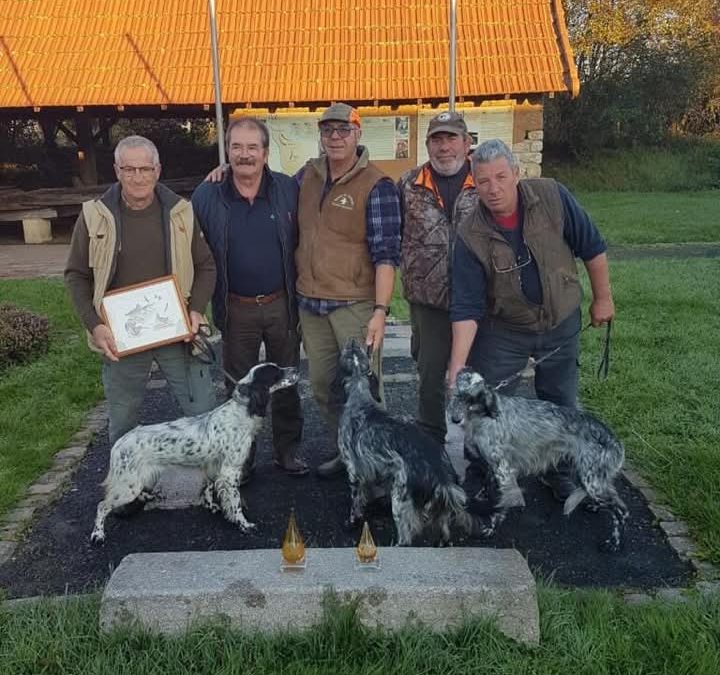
[493,320,612,393]
[190,325,239,386]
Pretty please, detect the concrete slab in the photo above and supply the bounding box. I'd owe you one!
[100,547,539,644]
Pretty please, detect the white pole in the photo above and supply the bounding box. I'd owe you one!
[208,0,226,164]
[449,0,457,112]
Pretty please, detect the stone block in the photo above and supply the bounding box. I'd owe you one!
[659,520,689,537]
[527,130,544,141]
[100,548,539,644]
[521,163,542,178]
[529,141,543,152]
[22,218,52,244]
[0,541,17,564]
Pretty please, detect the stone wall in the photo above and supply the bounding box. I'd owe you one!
[512,104,544,178]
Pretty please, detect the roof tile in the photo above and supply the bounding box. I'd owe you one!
[0,0,578,109]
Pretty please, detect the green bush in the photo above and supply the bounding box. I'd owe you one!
[0,303,50,370]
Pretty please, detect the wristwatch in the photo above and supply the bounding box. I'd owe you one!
[373,304,390,316]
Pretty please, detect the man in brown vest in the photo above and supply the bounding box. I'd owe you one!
[448,139,614,497]
[296,102,402,477]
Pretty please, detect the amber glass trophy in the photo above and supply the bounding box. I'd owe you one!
[355,521,380,569]
[281,508,306,570]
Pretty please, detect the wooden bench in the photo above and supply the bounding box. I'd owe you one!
[0,208,60,244]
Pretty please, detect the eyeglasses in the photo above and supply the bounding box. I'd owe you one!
[492,242,533,274]
[117,165,156,177]
[319,124,354,138]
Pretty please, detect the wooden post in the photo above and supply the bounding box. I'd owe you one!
[74,113,98,185]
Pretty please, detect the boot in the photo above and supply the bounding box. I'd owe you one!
[273,446,309,477]
[316,454,345,478]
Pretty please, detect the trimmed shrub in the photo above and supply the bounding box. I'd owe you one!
[0,303,50,370]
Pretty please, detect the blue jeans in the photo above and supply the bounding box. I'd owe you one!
[102,342,217,444]
[468,308,581,407]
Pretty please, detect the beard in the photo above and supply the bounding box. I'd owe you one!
[429,155,466,177]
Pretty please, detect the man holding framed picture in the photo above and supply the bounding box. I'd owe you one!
[65,135,217,444]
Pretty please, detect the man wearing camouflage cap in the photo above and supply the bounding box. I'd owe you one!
[398,111,478,444]
[296,102,402,477]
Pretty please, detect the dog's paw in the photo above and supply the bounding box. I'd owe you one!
[89,531,105,546]
[238,521,256,533]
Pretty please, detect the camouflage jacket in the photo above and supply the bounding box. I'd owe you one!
[399,162,478,309]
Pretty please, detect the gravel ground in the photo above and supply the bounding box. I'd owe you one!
[0,358,693,598]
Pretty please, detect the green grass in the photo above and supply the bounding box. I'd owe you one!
[545,137,720,192]
[579,258,720,563]
[0,279,103,517]
[1,588,718,674]
[575,191,720,246]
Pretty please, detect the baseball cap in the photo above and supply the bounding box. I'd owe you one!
[319,102,362,128]
[426,111,468,138]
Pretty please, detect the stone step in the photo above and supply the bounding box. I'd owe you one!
[100,547,539,644]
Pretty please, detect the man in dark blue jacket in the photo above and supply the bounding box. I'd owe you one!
[192,117,307,481]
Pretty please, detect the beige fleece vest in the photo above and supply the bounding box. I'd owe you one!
[82,197,195,351]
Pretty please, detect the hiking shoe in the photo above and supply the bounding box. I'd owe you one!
[273,456,309,477]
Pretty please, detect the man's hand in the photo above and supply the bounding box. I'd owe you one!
[446,361,465,390]
[185,311,204,340]
[589,296,615,327]
[204,164,229,183]
[92,324,119,362]
[366,310,386,353]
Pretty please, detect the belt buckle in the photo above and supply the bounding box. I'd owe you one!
[255,294,266,305]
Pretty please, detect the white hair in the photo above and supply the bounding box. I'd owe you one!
[114,135,160,165]
[470,139,519,174]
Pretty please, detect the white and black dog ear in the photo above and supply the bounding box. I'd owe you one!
[247,384,271,418]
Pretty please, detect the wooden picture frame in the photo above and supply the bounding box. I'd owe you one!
[100,275,191,357]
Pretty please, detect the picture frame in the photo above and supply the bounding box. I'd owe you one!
[100,275,191,357]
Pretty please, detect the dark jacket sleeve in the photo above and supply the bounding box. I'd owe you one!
[189,215,216,314]
[559,183,608,260]
[64,211,102,332]
[450,235,488,322]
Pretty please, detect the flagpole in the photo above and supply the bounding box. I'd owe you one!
[449,0,457,112]
[208,0,226,164]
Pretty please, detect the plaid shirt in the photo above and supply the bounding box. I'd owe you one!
[296,164,401,316]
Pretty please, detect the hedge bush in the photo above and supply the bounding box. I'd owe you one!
[0,303,50,370]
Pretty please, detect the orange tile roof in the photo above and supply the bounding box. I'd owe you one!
[0,0,578,110]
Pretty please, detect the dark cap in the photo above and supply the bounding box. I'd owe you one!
[319,102,362,127]
[426,111,468,138]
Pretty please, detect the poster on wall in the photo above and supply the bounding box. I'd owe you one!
[360,116,410,161]
[263,114,322,175]
[416,106,514,163]
[255,113,413,172]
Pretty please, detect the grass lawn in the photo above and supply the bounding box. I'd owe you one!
[576,191,720,246]
[579,258,720,563]
[0,279,103,517]
[1,587,718,674]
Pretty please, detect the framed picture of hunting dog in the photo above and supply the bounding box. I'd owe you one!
[100,275,191,357]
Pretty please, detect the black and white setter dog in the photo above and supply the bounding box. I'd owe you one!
[451,367,628,552]
[334,339,474,546]
[90,363,298,544]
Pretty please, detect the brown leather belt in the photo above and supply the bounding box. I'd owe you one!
[229,289,285,306]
